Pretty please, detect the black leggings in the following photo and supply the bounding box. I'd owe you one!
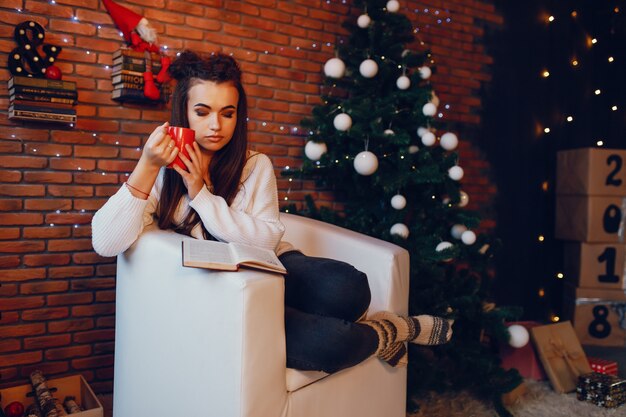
[279,251,379,373]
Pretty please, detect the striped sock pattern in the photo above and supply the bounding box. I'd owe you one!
[409,315,453,346]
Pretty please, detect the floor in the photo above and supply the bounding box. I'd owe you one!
[96,345,625,417]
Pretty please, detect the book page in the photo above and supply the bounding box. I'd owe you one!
[231,243,284,270]
[183,239,234,265]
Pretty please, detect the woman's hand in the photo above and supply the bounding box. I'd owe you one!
[140,122,179,168]
[173,141,209,200]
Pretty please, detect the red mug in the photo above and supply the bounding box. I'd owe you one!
[166,126,196,170]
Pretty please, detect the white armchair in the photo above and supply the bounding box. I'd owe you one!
[113,213,410,417]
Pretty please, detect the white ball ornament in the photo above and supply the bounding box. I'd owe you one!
[440,132,459,150]
[422,102,437,117]
[353,151,378,175]
[391,194,407,210]
[384,129,395,136]
[461,230,476,245]
[436,241,453,253]
[324,57,346,79]
[304,141,328,161]
[419,66,432,79]
[359,59,378,78]
[417,126,431,137]
[421,131,436,146]
[386,0,400,12]
[451,224,467,239]
[390,223,409,238]
[396,75,410,90]
[333,113,352,131]
[408,145,419,154]
[508,324,530,348]
[357,14,371,28]
[448,165,464,181]
[459,191,469,207]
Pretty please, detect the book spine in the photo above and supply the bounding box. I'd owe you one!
[9,76,77,91]
[112,74,144,85]
[10,103,77,115]
[11,94,76,105]
[112,88,166,102]
[111,60,162,73]
[113,82,144,90]
[9,109,77,123]
[10,85,78,100]
[11,98,75,109]
[113,49,162,61]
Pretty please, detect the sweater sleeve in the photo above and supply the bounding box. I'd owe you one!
[189,153,285,251]
[91,182,159,257]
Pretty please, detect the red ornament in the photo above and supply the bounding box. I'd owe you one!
[45,65,62,80]
[4,401,24,417]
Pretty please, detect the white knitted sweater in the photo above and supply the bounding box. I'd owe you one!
[92,152,293,257]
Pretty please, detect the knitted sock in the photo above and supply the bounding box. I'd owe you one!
[362,319,407,368]
[369,311,453,346]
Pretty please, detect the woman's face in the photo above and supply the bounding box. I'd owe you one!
[186,80,239,156]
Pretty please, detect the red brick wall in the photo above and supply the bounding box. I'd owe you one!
[0,0,502,392]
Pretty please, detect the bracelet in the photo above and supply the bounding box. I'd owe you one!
[125,181,150,198]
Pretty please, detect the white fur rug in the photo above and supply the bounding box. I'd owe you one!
[409,379,626,417]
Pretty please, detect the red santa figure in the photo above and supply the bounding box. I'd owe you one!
[102,0,171,99]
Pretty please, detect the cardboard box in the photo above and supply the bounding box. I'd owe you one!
[500,321,547,380]
[564,242,626,290]
[555,195,626,242]
[0,375,103,417]
[530,321,592,393]
[563,285,626,347]
[556,148,626,196]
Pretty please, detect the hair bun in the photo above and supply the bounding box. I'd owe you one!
[167,50,203,81]
[168,50,242,83]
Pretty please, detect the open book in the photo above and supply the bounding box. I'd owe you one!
[182,239,286,274]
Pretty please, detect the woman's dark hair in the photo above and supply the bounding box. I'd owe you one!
[157,50,248,238]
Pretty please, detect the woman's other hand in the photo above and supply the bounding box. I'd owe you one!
[174,141,209,199]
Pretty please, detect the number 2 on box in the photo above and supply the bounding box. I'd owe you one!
[605,154,623,187]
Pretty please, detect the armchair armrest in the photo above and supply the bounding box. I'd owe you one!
[113,226,287,417]
[280,213,410,315]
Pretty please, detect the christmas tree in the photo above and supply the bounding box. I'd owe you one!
[283,0,522,414]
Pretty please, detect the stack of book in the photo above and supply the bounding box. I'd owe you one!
[8,76,77,124]
[111,48,169,103]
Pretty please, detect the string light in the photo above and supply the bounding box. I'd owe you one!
[538,235,545,241]
[556,273,564,279]
[544,127,550,133]
[538,288,545,297]
[594,89,601,95]
[608,56,614,62]
[612,105,618,111]
[542,70,550,78]
[551,315,560,322]
[597,140,604,146]
[566,116,573,122]
[548,15,555,22]
[571,59,579,66]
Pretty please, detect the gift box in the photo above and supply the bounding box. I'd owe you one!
[563,284,626,347]
[588,357,619,376]
[0,374,103,417]
[500,321,546,380]
[556,148,626,196]
[576,372,626,408]
[530,321,592,393]
[502,381,527,406]
[563,242,626,290]
[555,195,626,242]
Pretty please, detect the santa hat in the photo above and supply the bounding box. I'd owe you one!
[102,0,143,43]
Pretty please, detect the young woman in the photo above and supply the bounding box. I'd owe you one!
[92,51,452,374]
